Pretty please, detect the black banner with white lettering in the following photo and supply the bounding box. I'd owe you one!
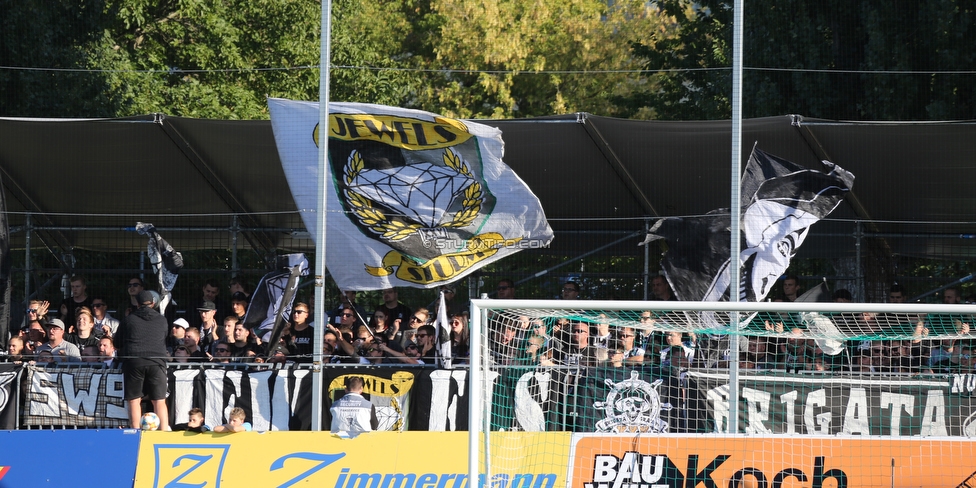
[0,363,18,429]
[22,365,129,428]
[689,371,976,436]
[18,364,316,429]
[11,364,976,435]
[406,366,703,433]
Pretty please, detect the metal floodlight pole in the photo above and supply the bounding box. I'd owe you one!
[643,218,651,300]
[311,0,333,432]
[728,0,745,434]
[469,302,484,488]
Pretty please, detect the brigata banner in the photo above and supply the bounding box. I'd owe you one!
[689,370,976,436]
[268,98,553,290]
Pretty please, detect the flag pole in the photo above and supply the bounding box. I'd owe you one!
[728,0,745,433]
[312,0,333,432]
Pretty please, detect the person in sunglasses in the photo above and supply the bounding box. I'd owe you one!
[393,308,429,349]
[282,302,314,363]
[22,300,50,331]
[211,343,234,363]
[90,295,120,337]
[123,277,145,317]
[329,290,367,327]
[495,279,516,299]
[414,325,439,363]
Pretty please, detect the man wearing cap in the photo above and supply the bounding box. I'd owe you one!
[197,301,219,351]
[190,279,226,329]
[36,318,82,363]
[166,318,190,355]
[114,290,170,431]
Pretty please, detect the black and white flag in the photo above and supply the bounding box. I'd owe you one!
[135,222,183,315]
[243,254,309,348]
[642,148,854,305]
[0,364,17,430]
[436,290,452,368]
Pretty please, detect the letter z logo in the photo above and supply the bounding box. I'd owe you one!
[153,444,230,488]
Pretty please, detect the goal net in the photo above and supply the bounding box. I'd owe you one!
[468,298,976,488]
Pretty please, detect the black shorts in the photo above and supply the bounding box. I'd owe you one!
[122,359,168,401]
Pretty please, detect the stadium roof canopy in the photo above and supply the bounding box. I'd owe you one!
[1,113,974,261]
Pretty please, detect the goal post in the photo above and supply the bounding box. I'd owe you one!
[468,298,976,488]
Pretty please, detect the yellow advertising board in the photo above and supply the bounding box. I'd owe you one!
[570,434,976,488]
[137,430,976,488]
[135,431,570,488]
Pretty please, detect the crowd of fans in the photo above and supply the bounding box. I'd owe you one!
[2,274,454,367]
[4,274,974,377]
[480,279,976,376]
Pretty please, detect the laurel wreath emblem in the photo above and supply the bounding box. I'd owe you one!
[344,149,483,241]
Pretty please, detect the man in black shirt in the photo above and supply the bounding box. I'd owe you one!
[60,275,93,330]
[378,288,411,331]
[287,302,314,363]
[115,290,170,431]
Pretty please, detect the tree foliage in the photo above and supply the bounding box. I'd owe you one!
[0,0,116,117]
[1,0,673,119]
[1,0,423,118]
[619,0,976,121]
[409,0,674,118]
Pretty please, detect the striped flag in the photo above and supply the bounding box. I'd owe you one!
[436,290,453,368]
[135,222,183,316]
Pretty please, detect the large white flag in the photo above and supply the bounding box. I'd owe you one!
[268,98,553,290]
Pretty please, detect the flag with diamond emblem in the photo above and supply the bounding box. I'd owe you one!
[269,98,554,290]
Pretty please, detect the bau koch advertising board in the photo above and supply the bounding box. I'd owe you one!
[570,434,976,488]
